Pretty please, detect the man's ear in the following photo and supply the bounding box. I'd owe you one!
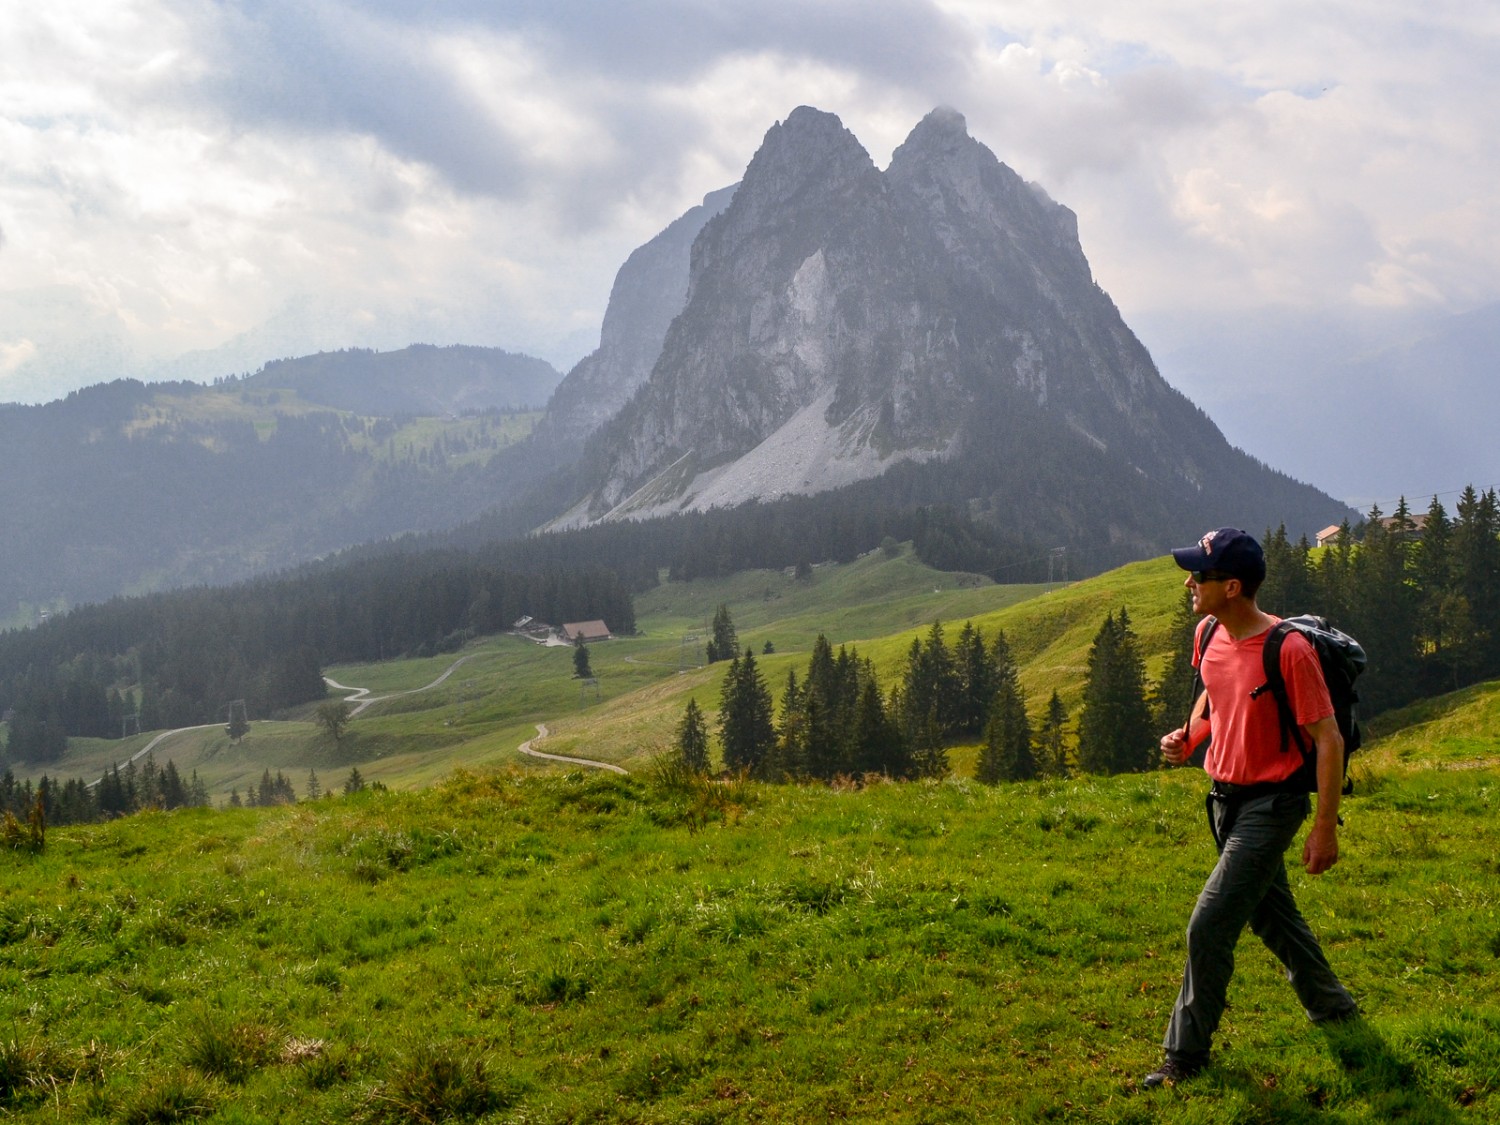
[1224,577,1244,600]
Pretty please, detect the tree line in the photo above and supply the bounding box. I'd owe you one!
[682,620,1072,784]
[1,753,212,833]
[1,758,383,839]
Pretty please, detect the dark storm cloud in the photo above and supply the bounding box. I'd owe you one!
[171,0,969,205]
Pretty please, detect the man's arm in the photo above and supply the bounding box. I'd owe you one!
[1160,689,1208,765]
[1301,715,1344,875]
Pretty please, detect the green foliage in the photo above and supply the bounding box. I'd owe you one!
[314,701,352,745]
[1,793,44,853]
[977,631,1035,784]
[180,1008,277,1084]
[117,1070,216,1124]
[717,648,775,776]
[1037,690,1070,779]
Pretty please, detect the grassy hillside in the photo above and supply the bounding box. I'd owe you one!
[3,740,1496,1122]
[29,549,1193,802]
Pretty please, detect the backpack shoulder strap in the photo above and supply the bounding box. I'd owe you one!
[1194,616,1220,664]
[1185,616,1219,732]
[1257,621,1308,756]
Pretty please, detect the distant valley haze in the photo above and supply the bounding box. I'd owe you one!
[2,2,1496,510]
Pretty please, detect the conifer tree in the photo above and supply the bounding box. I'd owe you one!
[226,705,250,743]
[955,622,998,737]
[898,622,962,743]
[1076,609,1154,774]
[1152,588,1200,733]
[803,693,845,780]
[1037,690,1069,779]
[718,648,775,776]
[1350,500,1421,713]
[1452,486,1500,672]
[910,702,949,779]
[851,679,909,779]
[161,760,186,809]
[706,604,738,664]
[675,698,711,774]
[1314,520,1355,625]
[977,677,1035,783]
[572,638,593,679]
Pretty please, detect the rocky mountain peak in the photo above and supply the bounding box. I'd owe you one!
[726,106,878,217]
[538,105,1346,546]
[899,104,971,149]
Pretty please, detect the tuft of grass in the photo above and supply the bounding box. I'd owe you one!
[372,1042,521,1123]
[117,1070,215,1124]
[0,1034,106,1108]
[646,751,756,828]
[180,1009,277,1084]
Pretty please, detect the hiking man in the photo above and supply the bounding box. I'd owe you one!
[1146,527,1358,1088]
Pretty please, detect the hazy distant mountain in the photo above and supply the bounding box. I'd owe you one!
[1139,302,1500,506]
[547,106,1348,552]
[244,344,561,415]
[0,370,547,623]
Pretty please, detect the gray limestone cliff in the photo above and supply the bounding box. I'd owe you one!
[534,185,737,451]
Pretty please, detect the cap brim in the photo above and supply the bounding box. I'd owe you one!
[1171,546,1208,571]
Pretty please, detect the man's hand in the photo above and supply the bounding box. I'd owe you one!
[1303,714,1344,875]
[1160,728,1190,765]
[1303,820,1339,875]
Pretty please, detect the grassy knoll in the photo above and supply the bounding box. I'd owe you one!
[3,741,1497,1122]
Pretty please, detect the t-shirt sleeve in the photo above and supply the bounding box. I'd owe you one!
[1281,632,1334,726]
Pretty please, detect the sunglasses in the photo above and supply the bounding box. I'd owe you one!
[1191,571,1233,584]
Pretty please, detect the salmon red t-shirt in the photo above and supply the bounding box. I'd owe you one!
[1194,617,1334,785]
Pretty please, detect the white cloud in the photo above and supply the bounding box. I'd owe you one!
[0,339,38,377]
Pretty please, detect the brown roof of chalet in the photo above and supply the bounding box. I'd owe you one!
[561,620,612,641]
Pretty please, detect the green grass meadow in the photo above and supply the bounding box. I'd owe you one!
[4,750,1497,1122]
[5,546,1499,1121]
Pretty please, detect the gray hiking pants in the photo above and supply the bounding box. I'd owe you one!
[1162,790,1357,1063]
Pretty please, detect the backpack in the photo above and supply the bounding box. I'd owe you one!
[1192,614,1366,794]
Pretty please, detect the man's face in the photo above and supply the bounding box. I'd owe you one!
[1184,570,1238,615]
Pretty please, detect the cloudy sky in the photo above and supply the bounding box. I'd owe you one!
[3,1,1497,501]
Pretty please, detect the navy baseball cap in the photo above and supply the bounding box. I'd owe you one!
[1171,527,1266,583]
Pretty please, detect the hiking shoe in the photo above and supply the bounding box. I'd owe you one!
[1143,1057,1202,1088]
